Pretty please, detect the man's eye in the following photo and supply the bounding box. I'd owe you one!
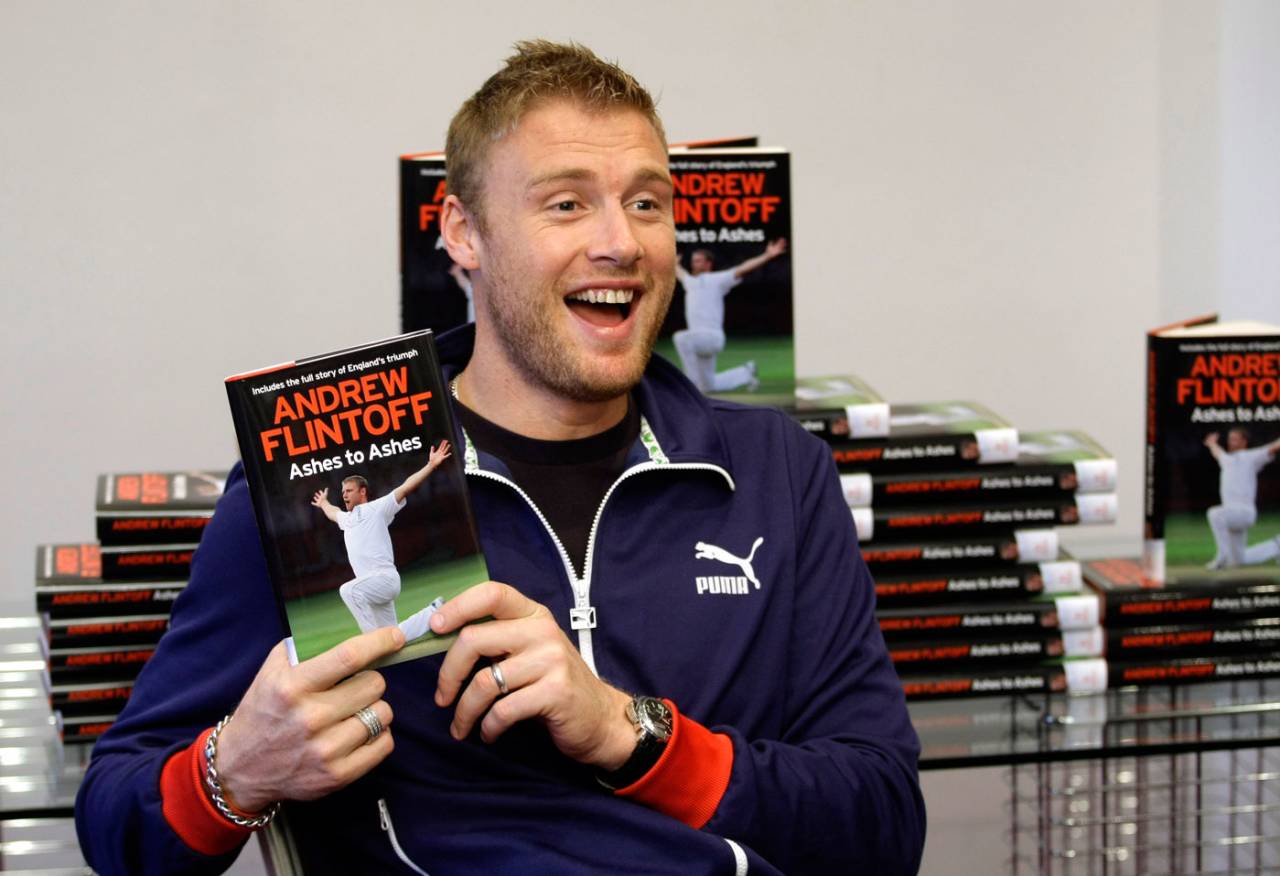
[633,199,655,211]
[554,200,577,211]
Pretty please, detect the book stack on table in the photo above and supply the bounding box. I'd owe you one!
[35,470,225,743]
[717,378,1119,700]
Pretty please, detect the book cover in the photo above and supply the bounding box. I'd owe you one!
[873,560,1083,608]
[829,402,1019,475]
[712,374,889,440]
[1144,315,1280,582]
[99,544,195,582]
[850,493,1117,543]
[878,594,1100,640]
[400,145,796,401]
[888,626,1104,669]
[1083,557,1280,627]
[95,470,225,546]
[225,329,488,666]
[840,429,1116,507]
[860,529,1061,572]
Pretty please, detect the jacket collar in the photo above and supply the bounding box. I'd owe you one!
[435,323,733,474]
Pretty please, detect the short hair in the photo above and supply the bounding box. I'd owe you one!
[1228,427,1251,444]
[342,475,369,492]
[692,248,714,264]
[446,39,665,227]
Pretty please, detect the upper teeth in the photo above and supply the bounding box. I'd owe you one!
[567,289,634,304]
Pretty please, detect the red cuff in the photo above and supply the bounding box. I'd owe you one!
[615,699,733,829]
[159,729,253,857]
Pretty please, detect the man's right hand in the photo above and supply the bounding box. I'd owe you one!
[213,627,405,813]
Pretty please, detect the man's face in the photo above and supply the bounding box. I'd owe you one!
[1228,430,1248,452]
[690,251,712,274]
[470,100,676,403]
[340,481,367,510]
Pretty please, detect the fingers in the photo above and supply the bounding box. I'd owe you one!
[448,655,529,740]
[295,626,405,692]
[429,581,539,637]
[434,614,551,707]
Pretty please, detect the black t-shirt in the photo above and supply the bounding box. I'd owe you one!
[454,397,640,575]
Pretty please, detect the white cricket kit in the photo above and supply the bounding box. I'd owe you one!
[337,492,405,577]
[1220,446,1272,506]
[682,268,740,331]
[335,492,406,631]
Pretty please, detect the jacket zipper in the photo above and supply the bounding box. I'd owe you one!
[467,458,733,675]
[377,798,431,875]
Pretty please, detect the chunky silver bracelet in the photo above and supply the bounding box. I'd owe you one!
[203,713,281,830]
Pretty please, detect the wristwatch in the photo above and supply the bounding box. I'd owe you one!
[597,695,673,791]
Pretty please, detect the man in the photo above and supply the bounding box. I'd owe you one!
[673,238,786,392]
[76,41,925,875]
[310,440,452,640]
[1204,428,1280,568]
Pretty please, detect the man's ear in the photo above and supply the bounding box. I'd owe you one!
[440,194,482,270]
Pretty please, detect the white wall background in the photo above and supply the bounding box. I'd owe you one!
[2,2,1279,870]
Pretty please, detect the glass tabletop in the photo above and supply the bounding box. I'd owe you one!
[913,678,1280,769]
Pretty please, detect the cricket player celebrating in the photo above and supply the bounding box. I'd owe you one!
[1204,428,1280,568]
[310,440,452,635]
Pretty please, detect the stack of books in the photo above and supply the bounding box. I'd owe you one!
[721,377,1119,700]
[35,470,224,743]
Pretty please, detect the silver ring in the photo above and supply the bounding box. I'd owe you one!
[354,706,383,744]
[490,662,510,696]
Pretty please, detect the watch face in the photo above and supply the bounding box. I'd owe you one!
[634,696,673,739]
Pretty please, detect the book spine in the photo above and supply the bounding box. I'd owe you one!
[899,658,1107,700]
[37,583,186,619]
[789,402,891,441]
[874,561,1083,607]
[861,529,1061,572]
[1143,333,1169,581]
[888,627,1103,668]
[831,433,1010,474]
[1106,620,1280,658]
[99,545,195,582]
[58,714,117,744]
[96,513,213,547]
[50,682,134,718]
[854,496,1117,543]
[46,616,170,650]
[46,647,155,684]
[878,595,1100,640]
[1102,587,1280,627]
[1108,652,1280,687]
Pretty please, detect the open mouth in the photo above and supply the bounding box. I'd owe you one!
[564,288,636,328]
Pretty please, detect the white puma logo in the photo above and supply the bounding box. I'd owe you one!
[694,537,764,589]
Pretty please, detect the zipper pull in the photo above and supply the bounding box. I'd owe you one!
[569,606,597,630]
[377,798,391,831]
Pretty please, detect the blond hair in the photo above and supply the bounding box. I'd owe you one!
[446,40,665,226]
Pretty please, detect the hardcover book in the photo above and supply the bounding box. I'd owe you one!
[1083,557,1280,627]
[850,493,1117,544]
[99,544,195,583]
[1104,618,1280,659]
[43,615,169,650]
[899,658,1107,701]
[49,681,134,719]
[35,543,101,585]
[400,145,796,397]
[860,529,1061,573]
[878,595,1101,640]
[225,329,488,666]
[712,374,889,440]
[829,402,1018,475]
[840,429,1116,507]
[873,560,1083,608]
[95,471,225,546]
[888,626,1104,669]
[1144,315,1280,582]
[37,579,185,620]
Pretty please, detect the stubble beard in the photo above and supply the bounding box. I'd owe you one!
[481,257,674,404]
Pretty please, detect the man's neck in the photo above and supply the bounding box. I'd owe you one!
[456,335,629,441]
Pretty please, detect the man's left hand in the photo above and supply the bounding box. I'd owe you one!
[431,581,635,770]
